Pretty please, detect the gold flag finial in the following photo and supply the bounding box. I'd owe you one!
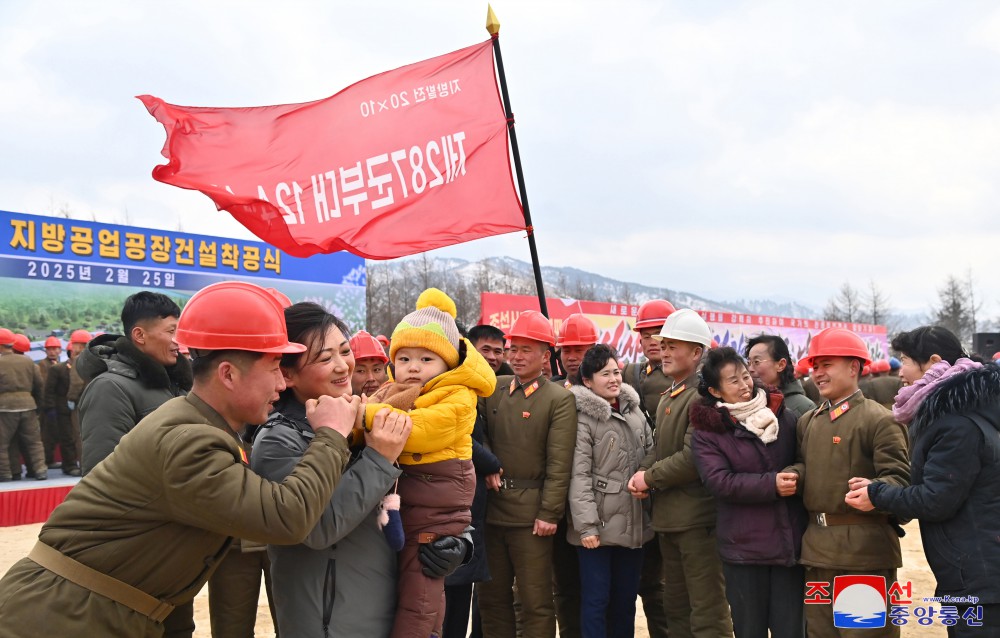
[486,4,500,35]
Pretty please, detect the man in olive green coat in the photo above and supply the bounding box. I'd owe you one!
[783,328,909,638]
[621,298,675,638]
[479,311,578,638]
[0,328,46,481]
[0,282,381,638]
[629,309,733,638]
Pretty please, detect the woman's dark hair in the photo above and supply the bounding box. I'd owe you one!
[580,344,618,380]
[891,326,966,366]
[281,302,351,370]
[744,334,796,386]
[698,347,749,400]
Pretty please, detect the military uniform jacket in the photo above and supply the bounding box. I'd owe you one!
[0,393,350,637]
[868,375,903,409]
[36,357,57,386]
[623,360,671,426]
[0,352,43,411]
[786,392,910,570]
[640,373,716,533]
[484,375,578,527]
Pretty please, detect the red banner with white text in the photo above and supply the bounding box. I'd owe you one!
[479,293,889,364]
[140,39,524,259]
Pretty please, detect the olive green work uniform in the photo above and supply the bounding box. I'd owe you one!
[0,393,349,637]
[785,391,910,638]
[0,352,45,480]
[640,373,733,638]
[479,375,577,638]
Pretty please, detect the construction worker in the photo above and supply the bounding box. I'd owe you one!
[798,358,822,404]
[0,281,367,635]
[0,328,46,482]
[867,359,902,408]
[628,309,734,638]
[37,335,63,470]
[620,299,675,638]
[552,313,599,389]
[349,329,390,397]
[784,328,909,638]
[548,313,601,638]
[42,330,92,477]
[479,310,578,638]
[468,324,514,375]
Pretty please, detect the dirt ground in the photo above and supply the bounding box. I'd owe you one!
[0,522,944,636]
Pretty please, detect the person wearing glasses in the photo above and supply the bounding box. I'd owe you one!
[744,335,816,420]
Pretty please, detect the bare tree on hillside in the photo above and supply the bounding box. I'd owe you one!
[824,282,864,322]
[965,268,983,335]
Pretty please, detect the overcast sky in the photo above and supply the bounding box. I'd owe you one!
[2,1,999,320]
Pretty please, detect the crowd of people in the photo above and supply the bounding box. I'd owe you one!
[0,285,998,638]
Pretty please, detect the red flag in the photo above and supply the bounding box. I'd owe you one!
[139,39,524,259]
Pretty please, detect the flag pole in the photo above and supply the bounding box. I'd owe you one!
[487,5,550,320]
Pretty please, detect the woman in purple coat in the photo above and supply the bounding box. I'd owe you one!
[690,347,806,638]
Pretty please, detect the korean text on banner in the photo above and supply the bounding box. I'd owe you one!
[139,39,524,259]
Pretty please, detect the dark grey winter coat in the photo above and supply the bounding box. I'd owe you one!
[76,334,192,474]
[252,397,402,638]
[869,363,1000,604]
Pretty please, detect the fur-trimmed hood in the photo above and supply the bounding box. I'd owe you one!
[911,362,1000,435]
[569,382,640,421]
[76,333,193,391]
[689,386,784,434]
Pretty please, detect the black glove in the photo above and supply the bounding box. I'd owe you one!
[418,535,469,579]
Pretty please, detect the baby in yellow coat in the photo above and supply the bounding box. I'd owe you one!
[362,288,496,638]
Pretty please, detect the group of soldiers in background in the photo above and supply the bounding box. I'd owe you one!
[0,327,91,481]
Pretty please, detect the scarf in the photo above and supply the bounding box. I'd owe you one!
[893,357,982,425]
[717,388,779,444]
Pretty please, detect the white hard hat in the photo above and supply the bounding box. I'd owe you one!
[653,308,712,347]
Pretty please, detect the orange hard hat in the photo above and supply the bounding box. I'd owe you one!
[44,336,62,349]
[176,282,307,354]
[350,330,389,363]
[806,328,872,367]
[69,329,92,345]
[0,328,15,347]
[505,310,556,347]
[12,334,31,354]
[633,299,676,331]
[873,359,891,374]
[557,313,599,347]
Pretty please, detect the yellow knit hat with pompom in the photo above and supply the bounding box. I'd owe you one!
[389,288,461,368]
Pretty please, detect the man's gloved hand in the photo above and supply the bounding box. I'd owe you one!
[418,535,470,579]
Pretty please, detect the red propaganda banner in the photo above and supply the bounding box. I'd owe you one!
[480,293,890,364]
[139,39,524,259]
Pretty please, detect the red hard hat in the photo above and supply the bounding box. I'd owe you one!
[862,365,871,376]
[376,334,390,348]
[69,329,92,345]
[12,334,31,354]
[993,352,1000,361]
[176,282,307,354]
[633,299,676,331]
[806,328,872,367]
[350,330,389,363]
[794,358,811,377]
[505,310,556,346]
[873,359,891,374]
[0,328,15,347]
[265,287,292,308]
[557,313,599,347]
[44,336,62,349]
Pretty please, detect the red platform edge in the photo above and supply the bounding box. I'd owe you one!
[0,485,73,527]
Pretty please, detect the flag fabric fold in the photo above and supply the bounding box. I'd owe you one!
[140,39,524,259]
